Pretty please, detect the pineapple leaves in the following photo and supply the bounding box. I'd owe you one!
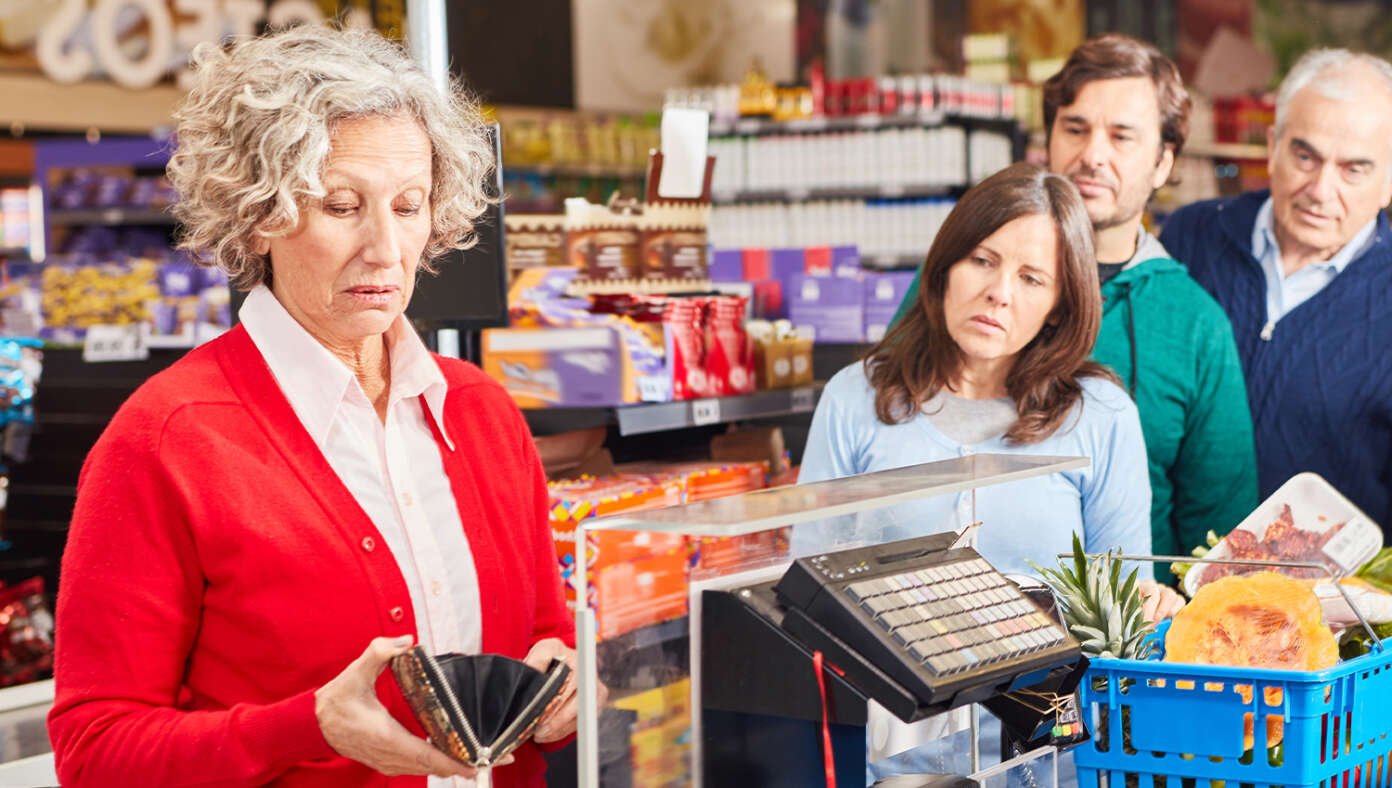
[1033,536,1153,660]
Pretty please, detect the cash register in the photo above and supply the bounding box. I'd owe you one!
[701,531,1084,786]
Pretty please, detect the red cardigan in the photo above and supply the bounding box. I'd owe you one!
[49,325,574,787]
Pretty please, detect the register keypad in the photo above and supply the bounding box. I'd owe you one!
[844,557,1066,676]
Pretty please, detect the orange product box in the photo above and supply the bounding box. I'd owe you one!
[550,475,689,640]
[612,460,769,503]
[690,527,791,575]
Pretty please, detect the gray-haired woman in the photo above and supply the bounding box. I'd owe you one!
[48,26,575,788]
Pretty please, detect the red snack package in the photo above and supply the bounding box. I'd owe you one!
[0,577,53,687]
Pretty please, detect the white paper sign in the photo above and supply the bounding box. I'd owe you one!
[690,398,721,426]
[83,324,149,363]
[658,107,709,199]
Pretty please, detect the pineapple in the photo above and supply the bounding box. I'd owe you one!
[1029,532,1155,660]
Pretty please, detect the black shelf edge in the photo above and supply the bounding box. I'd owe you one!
[48,207,176,227]
[861,253,925,269]
[504,163,645,180]
[521,384,823,437]
[709,112,1020,137]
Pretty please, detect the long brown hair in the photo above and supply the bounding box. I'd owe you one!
[867,162,1113,444]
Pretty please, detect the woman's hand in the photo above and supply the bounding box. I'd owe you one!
[523,638,586,744]
[316,636,479,777]
[1136,580,1186,623]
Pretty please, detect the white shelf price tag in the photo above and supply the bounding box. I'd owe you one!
[83,324,149,363]
[791,388,816,413]
[691,398,721,426]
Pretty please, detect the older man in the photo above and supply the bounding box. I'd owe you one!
[1161,50,1392,534]
[895,35,1257,573]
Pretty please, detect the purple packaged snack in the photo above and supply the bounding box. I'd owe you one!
[787,272,866,343]
[769,248,806,281]
[128,177,158,208]
[93,174,130,208]
[158,261,200,297]
[831,245,861,276]
[151,299,180,335]
[198,264,230,291]
[199,289,233,330]
[53,172,99,210]
[710,249,743,282]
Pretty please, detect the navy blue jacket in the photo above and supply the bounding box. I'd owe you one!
[1160,190,1392,533]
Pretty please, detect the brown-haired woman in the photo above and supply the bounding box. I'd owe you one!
[797,162,1152,575]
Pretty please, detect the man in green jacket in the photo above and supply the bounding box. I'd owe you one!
[891,35,1256,578]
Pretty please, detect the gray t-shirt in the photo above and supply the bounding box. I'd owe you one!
[921,390,1016,445]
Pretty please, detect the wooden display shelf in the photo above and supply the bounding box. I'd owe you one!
[1184,141,1268,160]
[0,73,179,135]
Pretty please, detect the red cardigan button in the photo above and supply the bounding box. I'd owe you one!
[361,537,375,552]
[389,606,405,623]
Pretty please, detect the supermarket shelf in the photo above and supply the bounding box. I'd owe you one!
[711,111,941,136]
[710,112,1021,137]
[564,277,713,297]
[1184,141,1267,160]
[506,163,646,180]
[48,207,176,226]
[523,384,822,437]
[861,253,925,269]
[712,183,959,204]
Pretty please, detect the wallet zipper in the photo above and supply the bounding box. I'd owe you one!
[490,662,570,758]
[420,651,491,765]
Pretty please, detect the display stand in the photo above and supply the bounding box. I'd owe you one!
[573,453,1088,787]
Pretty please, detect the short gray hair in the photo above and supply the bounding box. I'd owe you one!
[168,25,495,290]
[1274,48,1392,141]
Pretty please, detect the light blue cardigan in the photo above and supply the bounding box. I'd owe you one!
[796,362,1153,577]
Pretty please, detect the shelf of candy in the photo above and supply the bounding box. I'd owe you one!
[0,579,53,691]
[496,107,659,213]
[551,196,711,295]
[549,459,783,642]
[46,167,179,226]
[0,188,36,258]
[671,63,1021,135]
[484,266,754,409]
[0,338,54,693]
[710,245,918,344]
[0,243,231,348]
[708,125,967,202]
[708,197,954,267]
[610,679,692,788]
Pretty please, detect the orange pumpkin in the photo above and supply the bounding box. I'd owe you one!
[1165,572,1338,749]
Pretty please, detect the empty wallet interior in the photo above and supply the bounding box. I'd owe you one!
[391,647,571,767]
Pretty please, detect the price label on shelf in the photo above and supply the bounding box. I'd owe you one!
[691,399,722,426]
[83,324,149,363]
[791,388,816,413]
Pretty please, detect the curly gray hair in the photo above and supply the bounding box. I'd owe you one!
[168,25,495,290]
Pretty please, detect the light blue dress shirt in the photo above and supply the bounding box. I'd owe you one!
[796,363,1153,577]
[1251,197,1377,333]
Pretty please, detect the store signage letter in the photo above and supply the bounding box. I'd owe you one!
[35,0,369,90]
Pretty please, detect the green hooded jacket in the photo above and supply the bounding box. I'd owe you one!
[889,249,1258,577]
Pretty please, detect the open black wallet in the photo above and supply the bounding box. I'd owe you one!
[390,648,571,768]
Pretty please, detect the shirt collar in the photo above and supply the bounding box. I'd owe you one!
[238,285,454,451]
[1252,196,1377,275]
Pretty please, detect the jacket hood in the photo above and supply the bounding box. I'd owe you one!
[1100,255,1188,295]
